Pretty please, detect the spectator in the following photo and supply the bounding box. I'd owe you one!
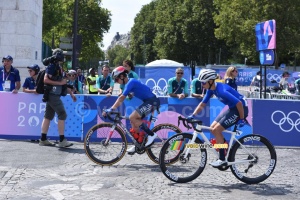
[191,77,206,99]
[86,68,98,94]
[97,65,114,96]
[0,55,21,93]
[224,66,238,90]
[167,68,189,99]
[66,70,79,94]
[279,71,290,90]
[23,64,40,93]
[39,48,76,147]
[250,71,262,88]
[76,68,85,94]
[120,60,139,94]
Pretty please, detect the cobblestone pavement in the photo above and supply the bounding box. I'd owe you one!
[0,139,298,200]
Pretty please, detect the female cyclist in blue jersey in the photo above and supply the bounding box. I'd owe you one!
[103,66,159,153]
[188,69,248,167]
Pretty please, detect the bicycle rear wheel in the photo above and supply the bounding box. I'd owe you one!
[229,134,277,184]
[146,123,182,164]
[159,133,207,183]
[84,123,127,166]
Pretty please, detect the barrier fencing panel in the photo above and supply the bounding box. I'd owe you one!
[1,92,299,147]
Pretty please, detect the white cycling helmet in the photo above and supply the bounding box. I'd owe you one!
[198,69,217,82]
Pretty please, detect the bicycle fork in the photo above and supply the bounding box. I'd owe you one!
[104,124,116,145]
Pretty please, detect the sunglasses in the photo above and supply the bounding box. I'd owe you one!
[232,70,238,73]
[176,72,183,75]
[68,74,76,77]
[201,82,207,86]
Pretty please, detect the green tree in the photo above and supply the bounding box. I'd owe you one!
[213,0,300,66]
[153,0,224,65]
[130,1,158,64]
[42,0,111,68]
[106,45,130,67]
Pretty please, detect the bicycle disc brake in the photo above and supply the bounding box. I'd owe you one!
[179,153,191,164]
[100,139,111,147]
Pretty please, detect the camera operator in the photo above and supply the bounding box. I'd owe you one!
[39,48,76,148]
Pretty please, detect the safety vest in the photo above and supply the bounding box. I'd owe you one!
[87,75,98,93]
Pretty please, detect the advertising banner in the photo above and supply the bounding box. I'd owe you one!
[0,92,84,140]
[253,99,300,146]
[1,92,299,147]
[255,19,276,51]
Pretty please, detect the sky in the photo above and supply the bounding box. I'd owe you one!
[100,0,152,50]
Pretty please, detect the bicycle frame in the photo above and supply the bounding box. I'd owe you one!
[104,112,160,149]
[182,124,257,166]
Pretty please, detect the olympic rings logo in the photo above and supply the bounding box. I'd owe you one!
[145,78,168,96]
[267,73,281,82]
[271,110,300,132]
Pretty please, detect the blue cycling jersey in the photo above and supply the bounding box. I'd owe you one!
[123,78,155,100]
[202,82,246,108]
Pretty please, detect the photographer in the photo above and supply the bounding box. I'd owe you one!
[39,48,76,148]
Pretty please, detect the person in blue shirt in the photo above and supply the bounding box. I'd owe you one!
[0,55,21,93]
[188,69,248,167]
[22,64,40,93]
[191,78,206,99]
[97,65,114,96]
[66,70,79,94]
[167,68,189,99]
[103,66,159,154]
[224,66,238,90]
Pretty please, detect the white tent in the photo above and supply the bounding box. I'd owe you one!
[145,59,184,67]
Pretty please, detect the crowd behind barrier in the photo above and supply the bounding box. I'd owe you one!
[0,92,299,147]
[134,66,300,100]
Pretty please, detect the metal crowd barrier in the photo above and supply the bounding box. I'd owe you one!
[238,86,300,100]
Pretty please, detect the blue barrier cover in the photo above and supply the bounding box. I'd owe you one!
[1,92,299,147]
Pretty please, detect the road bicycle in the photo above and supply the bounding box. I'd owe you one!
[159,116,277,184]
[84,110,182,166]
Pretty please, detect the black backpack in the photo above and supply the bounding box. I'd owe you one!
[35,70,46,94]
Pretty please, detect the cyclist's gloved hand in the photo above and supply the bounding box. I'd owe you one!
[104,108,114,113]
[237,119,246,127]
[102,108,114,117]
[187,114,195,122]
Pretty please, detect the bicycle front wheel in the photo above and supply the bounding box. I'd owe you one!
[159,133,207,183]
[84,123,127,166]
[229,134,277,184]
[146,123,182,164]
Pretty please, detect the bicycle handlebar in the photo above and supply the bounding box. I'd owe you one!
[103,110,122,122]
[178,116,202,130]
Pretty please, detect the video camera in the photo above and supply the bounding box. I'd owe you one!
[42,49,65,66]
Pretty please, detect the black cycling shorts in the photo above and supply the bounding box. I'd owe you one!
[215,106,248,129]
[136,97,160,118]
